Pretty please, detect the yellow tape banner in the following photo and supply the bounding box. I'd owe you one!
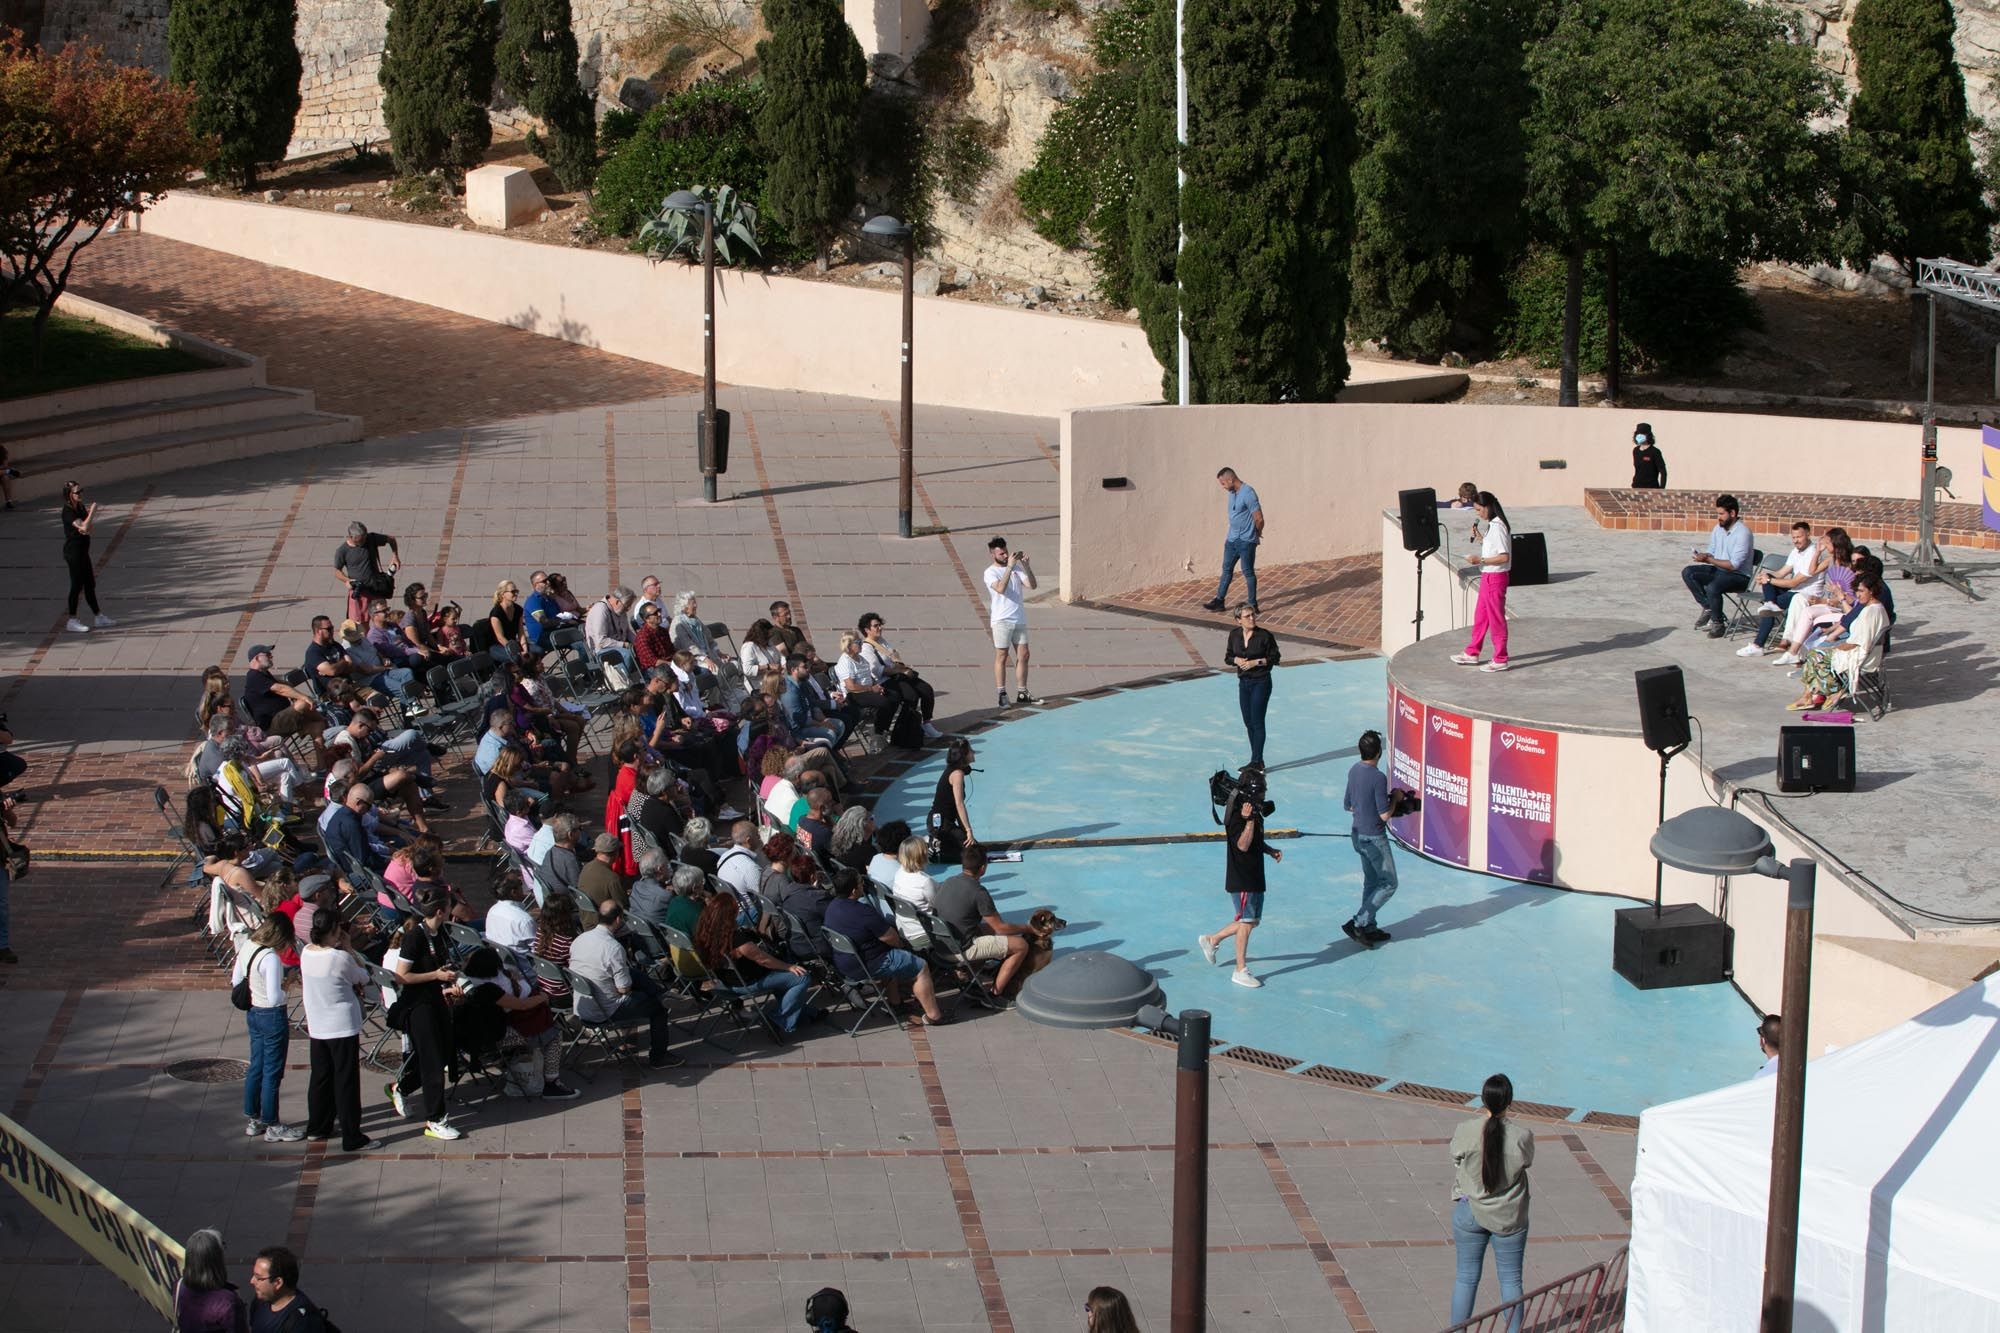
[0,1111,184,1323]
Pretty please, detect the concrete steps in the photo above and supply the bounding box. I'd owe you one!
[16,411,364,497]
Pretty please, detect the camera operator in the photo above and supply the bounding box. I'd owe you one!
[1198,773,1281,988]
[1342,731,1400,948]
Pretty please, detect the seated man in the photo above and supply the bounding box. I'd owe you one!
[339,619,416,698]
[632,574,666,626]
[796,786,836,854]
[822,869,947,1025]
[1681,493,1754,639]
[579,831,628,911]
[325,709,443,831]
[629,849,677,928]
[587,586,635,655]
[714,821,765,909]
[522,571,559,654]
[533,814,584,907]
[566,902,683,1067]
[928,844,1049,1001]
[320,781,386,883]
[303,615,385,705]
[680,816,719,876]
[1738,520,1825,658]
[771,860,837,961]
[365,600,430,677]
[483,874,538,953]
[782,655,848,752]
[768,599,807,656]
[242,643,327,749]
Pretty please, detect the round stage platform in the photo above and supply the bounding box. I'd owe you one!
[1386,617,1664,736]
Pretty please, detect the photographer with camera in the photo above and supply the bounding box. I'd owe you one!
[1342,731,1402,948]
[1198,770,1281,988]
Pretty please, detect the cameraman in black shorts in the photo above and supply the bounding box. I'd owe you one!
[1198,776,1281,989]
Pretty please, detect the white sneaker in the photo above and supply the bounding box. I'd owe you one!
[1735,644,1765,658]
[1480,661,1510,673]
[1757,603,1782,616]
[1449,653,1481,666]
[263,1123,305,1143]
[65,618,90,633]
[1230,969,1263,989]
[244,1118,267,1137]
[716,804,745,821]
[1772,653,1800,667]
[423,1118,463,1141]
[921,721,943,739]
[1198,935,1218,967]
[93,613,115,627]
[388,1083,408,1119]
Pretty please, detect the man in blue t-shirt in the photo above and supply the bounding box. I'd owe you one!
[522,570,558,652]
[1342,731,1398,947]
[1203,467,1265,613]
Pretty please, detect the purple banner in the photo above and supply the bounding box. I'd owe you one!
[1486,723,1558,883]
[1388,687,1425,848]
[1420,706,1471,866]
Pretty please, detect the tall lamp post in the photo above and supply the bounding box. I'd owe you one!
[1016,952,1216,1332]
[862,214,916,539]
[662,189,725,503]
[1650,806,1815,1333]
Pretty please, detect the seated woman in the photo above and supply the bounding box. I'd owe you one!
[739,618,785,683]
[1768,529,1853,664]
[545,571,584,621]
[669,590,724,683]
[512,655,585,763]
[1791,573,1890,712]
[455,946,579,1100]
[532,893,582,1001]
[891,834,939,911]
[828,807,876,876]
[680,816,720,875]
[668,650,735,736]
[402,584,444,661]
[489,580,529,661]
[831,631,889,731]
[858,612,942,740]
[759,747,803,831]
[690,888,819,1038]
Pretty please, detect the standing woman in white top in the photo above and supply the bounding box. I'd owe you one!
[300,912,376,1152]
[234,913,305,1142]
[1452,491,1513,673]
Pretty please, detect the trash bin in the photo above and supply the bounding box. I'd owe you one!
[697,407,730,475]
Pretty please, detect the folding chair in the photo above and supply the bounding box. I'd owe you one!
[559,964,650,1078]
[155,785,204,894]
[923,916,1004,1016]
[656,923,760,1050]
[1721,549,1774,638]
[1852,661,1892,720]
[362,963,405,1071]
[819,928,897,1035]
[886,893,935,952]
[446,921,486,960]
[423,664,483,743]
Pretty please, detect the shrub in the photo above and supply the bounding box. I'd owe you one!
[167,0,303,190]
[1501,246,1760,377]
[598,107,643,152]
[757,0,867,256]
[496,0,599,190]
[379,0,496,177]
[853,88,933,244]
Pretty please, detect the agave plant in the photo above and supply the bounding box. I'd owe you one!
[638,183,763,266]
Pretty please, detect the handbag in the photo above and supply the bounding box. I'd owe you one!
[4,840,27,881]
[231,946,270,1012]
[356,571,395,599]
[384,993,412,1032]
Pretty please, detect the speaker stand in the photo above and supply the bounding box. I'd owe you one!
[1411,546,1438,642]
[1652,741,1689,916]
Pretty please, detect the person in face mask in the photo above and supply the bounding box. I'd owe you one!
[1631,423,1667,489]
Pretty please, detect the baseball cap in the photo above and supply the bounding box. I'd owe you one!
[593,832,623,856]
[245,644,275,661]
[297,873,335,901]
[242,848,281,879]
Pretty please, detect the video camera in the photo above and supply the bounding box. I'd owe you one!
[1387,786,1422,818]
[1209,765,1276,825]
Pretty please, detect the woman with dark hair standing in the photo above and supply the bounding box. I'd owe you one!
[1448,1073,1534,1327]
[1223,603,1279,769]
[60,480,112,634]
[235,913,305,1142]
[928,739,977,863]
[1631,424,1667,489]
[1083,1286,1141,1332]
[173,1227,248,1332]
[390,889,461,1141]
[1451,491,1513,673]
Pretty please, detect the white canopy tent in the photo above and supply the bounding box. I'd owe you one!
[1627,974,2000,1332]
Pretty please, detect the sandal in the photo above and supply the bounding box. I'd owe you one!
[911,1011,953,1027]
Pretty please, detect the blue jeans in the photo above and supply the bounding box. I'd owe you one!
[1451,1198,1526,1328]
[1237,673,1272,766]
[600,982,674,1060]
[377,726,433,784]
[737,968,812,1034]
[1753,584,1794,647]
[1682,564,1748,618]
[243,1005,290,1123]
[1217,538,1259,606]
[0,863,10,950]
[1352,833,1398,928]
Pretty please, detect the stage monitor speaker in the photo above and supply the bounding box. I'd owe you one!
[1778,724,1855,793]
[1634,665,1691,754]
[1613,904,1733,989]
[1510,532,1548,586]
[1399,488,1440,553]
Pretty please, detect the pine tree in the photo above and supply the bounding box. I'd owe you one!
[496,0,599,191]
[1127,0,1352,403]
[1846,0,1992,274]
[166,0,303,190]
[755,0,867,259]
[379,0,496,177]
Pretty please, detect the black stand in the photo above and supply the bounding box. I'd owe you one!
[1652,742,1688,916]
[1411,546,1438,642]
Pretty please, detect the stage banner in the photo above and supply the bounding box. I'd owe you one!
[1421,705,1472,865]
[1487,723,1559,883]
[1388,687,1425,848]
[1983,424,2000,533]
[0,1111,183,1322]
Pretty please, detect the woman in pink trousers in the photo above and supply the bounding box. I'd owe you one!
[1452,491,1512,672]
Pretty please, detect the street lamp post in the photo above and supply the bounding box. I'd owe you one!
[863,214,916,539]
[1015,952,1215,1332]
[1650,807,1816,1333]
[663,189,723,503]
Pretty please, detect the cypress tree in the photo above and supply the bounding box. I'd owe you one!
[497,0,599,191]
[166,0,303,190]
[1125,0,1181,393]
[379,0,496,177]
[1127,0,1352,403]
[1846,0,1992,273]
[755,0,867,260]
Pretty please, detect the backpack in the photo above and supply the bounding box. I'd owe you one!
[887,702,925,751]
[231,947,270,1011]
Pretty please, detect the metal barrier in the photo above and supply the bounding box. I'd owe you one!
[1441,1246,1628,1333]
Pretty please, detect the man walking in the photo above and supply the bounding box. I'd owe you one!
[1203,467,1264,613]
[1342,731,1397,947]
[1681,494,1754,639]
[1198,782,1281,988]
[983,536,1037,708]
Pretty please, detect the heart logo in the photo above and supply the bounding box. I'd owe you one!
[1431,715,1445,732]
[1501,732,1517,749]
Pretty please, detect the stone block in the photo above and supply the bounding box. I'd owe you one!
[464,164,546,231]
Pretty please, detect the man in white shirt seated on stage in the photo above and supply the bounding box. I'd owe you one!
[1738,521,1825,658]
[1681,493,1754,639]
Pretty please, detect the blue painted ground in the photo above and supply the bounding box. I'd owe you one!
[876,660,1756,1116]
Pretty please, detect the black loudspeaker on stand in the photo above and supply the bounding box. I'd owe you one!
[1398,488,1440,641]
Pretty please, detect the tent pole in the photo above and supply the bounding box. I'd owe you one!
[1760,860,1816,1333]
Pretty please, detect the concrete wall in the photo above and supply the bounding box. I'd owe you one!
[1062,401,1983,603]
